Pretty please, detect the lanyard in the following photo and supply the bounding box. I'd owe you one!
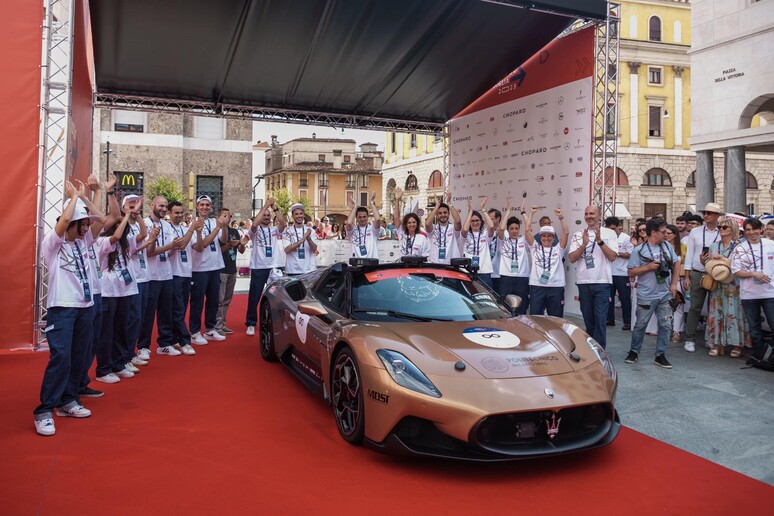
[404,233,416,255]
[294,226,305,247]
[117,248,126,270]
[356,225,367,247]
[260,226,271,247]
[173,225,184,238]
[509,239,518,261]
[645,243,660,261]
[749,241,763,271]
[154,220,165,246]
[541,245,554,271]
[69,241,87,281]
[702,227,719,248]
[436,224,447,248]
[470,232,481,255]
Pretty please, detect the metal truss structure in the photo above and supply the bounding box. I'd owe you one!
[34,0,76,348]
[93,93,446,135]
[592,2,620,217]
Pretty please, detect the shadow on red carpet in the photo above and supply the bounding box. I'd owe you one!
[1,295,771,515]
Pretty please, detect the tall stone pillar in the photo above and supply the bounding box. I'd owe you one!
[695,150,714,212]
[628,62,640,147]
[724,146,747,214]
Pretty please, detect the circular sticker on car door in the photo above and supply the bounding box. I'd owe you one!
[295,312,311,344]
[462,327,521,348]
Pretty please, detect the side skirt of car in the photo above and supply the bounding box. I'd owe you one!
[278,346,324,394]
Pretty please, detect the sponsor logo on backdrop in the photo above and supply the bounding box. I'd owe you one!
[454,136,470,144]
[503,109,527,118]
[576,172,583,177]
[558,112,564,120]
[536,102,547,109]
[576,108,586,115]
[558,96,564,105]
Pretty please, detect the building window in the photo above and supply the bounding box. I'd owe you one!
[115,171,144,198]
[299,189,308,200]
[405,174,418,192]
[194,117,224,139]
[644,203,667,219]
[428,170,443,189]
[282,174,286,189]
[649,15,662,42]
[434,133,442,142]
[648,105,662,137]
[196,175,224,211]
[113,110,145,132]
[427,194,443,210]
[360,174,369,189]
[319,189,328,208]
[643,168,672,187]
[346,190,355,207]
[345,173,356,189]
[319,172,328,188]
[343,155,351,163]
[674,20,682,43]
[687,171,695,188]
[596,167,628,186]
[410,133,417,149]
[390,133,397,154]
[360,192,369,207]
[299,172,308,188]
[746,172,758,189]
[318,154,325,162]
[648,66,663,86]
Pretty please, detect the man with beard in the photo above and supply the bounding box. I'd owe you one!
[245,198,285,336]
[345,192,381,260]
[168,201,203,355]
[283,203,318,276]
[425,190,462,264]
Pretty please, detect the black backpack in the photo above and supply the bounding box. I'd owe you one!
[746,341,774,372]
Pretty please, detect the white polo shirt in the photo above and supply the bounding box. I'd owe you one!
[191,218,225,272]
[348,223,379,259]
[498,236,530,278]
[283,224,318,274]
[569,227,619,284]
[250,225,281,269]
[731,238,774,300]
[42,231,94,309]
[95,236,139,298]
[128,221,149,283]
[170,223,193,278]
[529,243,565,288]
[612,232,634,277]
[428,224,462,264]
[144,217,174,281]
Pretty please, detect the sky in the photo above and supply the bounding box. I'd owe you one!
[252,120,387,151]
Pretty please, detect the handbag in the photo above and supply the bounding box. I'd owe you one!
[700,273,717,291]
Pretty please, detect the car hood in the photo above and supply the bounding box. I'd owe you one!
[380,318,577,379]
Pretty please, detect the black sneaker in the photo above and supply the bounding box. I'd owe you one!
[606,321,615,327]
[654,354,672,369]
[622,324,631,331]
[78,387,104,398]
[624,351,638,364]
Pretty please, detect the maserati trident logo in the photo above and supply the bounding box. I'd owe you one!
[544,388,554,399]
[546,413,562,440]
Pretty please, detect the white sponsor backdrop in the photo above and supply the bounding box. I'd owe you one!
[449,77,593,314]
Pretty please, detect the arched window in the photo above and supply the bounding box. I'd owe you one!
[387,178,396,190]
[649,16,662,42]
[643,168,672,187]
[746,172,758,189]
[428,170,443,189]
[596,167,628,186]
[405,174,418,192]
[687,171,695,187]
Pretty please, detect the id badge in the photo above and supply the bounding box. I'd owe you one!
[139,254,147,269]
[83,281,92,300]
[540,271,550,284]
[120,268,133,286]
[298,247,305,259]
[209,242,217,252]
[180,250,188,263]
[159,252,167,262]
[471,256,480,268]
[511,260,519,273]
[584,254,595,269]
[359,245,367,256]
[265,246,273,258]
[438,248,446,260]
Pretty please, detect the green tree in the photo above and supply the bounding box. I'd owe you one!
[273,188,294,216]
[146,176,184,204]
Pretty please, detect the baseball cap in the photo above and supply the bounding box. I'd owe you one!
[290,203,304,213]
[196,195,213,204]
[62,198,100,222]
[121,194,141,207]
[538,226,556,236]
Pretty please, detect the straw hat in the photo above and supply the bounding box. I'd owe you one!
[701,203,724,215]
[705,256,733,284]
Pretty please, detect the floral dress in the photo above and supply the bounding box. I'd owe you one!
[705,240,751,348]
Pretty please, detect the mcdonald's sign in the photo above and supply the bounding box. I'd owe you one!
[115,171,143,196]
[121,174,136,186]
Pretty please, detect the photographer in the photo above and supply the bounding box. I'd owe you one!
[624,218,680,369]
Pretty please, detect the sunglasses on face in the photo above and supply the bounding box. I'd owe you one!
[638,228,646,232]
[719,225,732,230]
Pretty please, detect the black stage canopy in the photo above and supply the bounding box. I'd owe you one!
[90,0,607,131]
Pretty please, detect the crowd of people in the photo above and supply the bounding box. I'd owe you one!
[35,178,774,436]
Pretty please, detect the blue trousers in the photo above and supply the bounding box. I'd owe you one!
[80,293,102,391]
[477,273,493,288]
[190,270,221,334]
[245,268,272,327]
[607,275,632,326]
[530,286,564,317]
[35,306,95,416]
[497,276,530,315]
[741,298,774,358]
[139,279,174,350]
[578,283,611,349]
[127,281,149,360]
[630,294,672,356]
[99,295,132,376]
[172,275,192,346]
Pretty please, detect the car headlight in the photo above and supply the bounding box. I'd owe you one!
[586,337,617,382]
[376,349,441,398]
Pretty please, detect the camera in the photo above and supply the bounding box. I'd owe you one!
[658,269,670,279]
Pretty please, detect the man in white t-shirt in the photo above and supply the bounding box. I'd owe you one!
[345,192,380,260]
[245,198,286,336]
[496,198,530,315]
[605,216,633,330]
[283,203,318,275]
[168,201,203,356]
[568,205,619,349]
[732,217,774,359]
[189,195,230,344]
[123,194,151,365]
[425,190,462,264]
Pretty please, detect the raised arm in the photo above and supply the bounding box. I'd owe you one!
[345,200,357,232]
[251,197,274,231]
[480,196,495,237]
[461,198,473,238]
[370,191,381,233]
[448,190,462,231]
[523,205,537,246]
[76,179,106,235]
[556,208,569,248]
[109,210,132,245]
[498,197,515,239]
[55,181,79,237]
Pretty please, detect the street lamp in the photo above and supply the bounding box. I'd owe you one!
[252,174,264,217]
[103,141,113,211]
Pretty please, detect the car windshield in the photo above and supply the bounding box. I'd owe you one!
[350,268,511,322]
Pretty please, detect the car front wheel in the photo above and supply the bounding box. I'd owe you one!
[331,346,364,444]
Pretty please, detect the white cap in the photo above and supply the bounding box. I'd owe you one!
[196,195,213,204]
[538,225,556,235]
[121,194,140,207]
[290,203,304,214]
[62,198,99,222]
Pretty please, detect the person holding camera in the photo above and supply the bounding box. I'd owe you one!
[624,218,680,369]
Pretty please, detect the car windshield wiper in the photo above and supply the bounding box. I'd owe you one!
[351,309,451,322]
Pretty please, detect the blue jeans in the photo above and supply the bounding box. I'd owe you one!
[99,295,132,376]
[190,270,221,334]
[741,298,774,358]
[608,276,631,326]
[172,276,192,345]
[578,283,611,349]
[530,286,564,317]
[139,279,174,350]
[35,306,95,416]
[127,281,149,360]
[477,273,492,288]
[246,268,272,327]
[498,276,530,315]
[491,276,501,295]
[80,293,102,391]
[630,294,672,356]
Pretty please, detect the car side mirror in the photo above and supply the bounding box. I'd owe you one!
[504,294,522,309]
[297,300,329,317]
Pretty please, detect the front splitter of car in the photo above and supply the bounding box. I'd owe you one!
[364,410,621,462]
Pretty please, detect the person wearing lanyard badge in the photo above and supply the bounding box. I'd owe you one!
[732,218,774,360]
[215,208,249,336]
[120,194,150,365]
[168,201,203,355]
[345,191,381,260]
[284,202,318,276]
[392,187,429,258]
[461,196,496,287]
[425,190,463,264]
[523,205,569,317]
[34,181,103,436]
[496,197,530,315]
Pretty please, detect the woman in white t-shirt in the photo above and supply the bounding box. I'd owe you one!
[393,187,429,259]
[523,205,569,317]
[461,197,496,287]
[496,198,531,315]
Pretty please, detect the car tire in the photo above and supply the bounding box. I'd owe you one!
[331,345,365,445]
[259,300,277,362]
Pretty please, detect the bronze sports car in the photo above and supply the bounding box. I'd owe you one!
[259,257,620,461]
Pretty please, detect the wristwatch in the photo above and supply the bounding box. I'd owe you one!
[599,240,605,246]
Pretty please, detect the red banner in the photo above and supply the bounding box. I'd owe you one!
[69,0,95,184]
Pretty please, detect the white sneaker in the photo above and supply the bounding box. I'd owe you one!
[131,356,148,367]
[204,329,226,341]
[684,341,696,353]
[137,348,151,361]
[96,373,120,384]
[125,362,140,373]
[180,344,196,356]
[55,404,91,418]
[34,417,56,436]
[157,345,182,356]
[246,326,255,336]
[191,332,208,345]
[115,368,135,378]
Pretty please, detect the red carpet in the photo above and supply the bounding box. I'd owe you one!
[1,295,771,515]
